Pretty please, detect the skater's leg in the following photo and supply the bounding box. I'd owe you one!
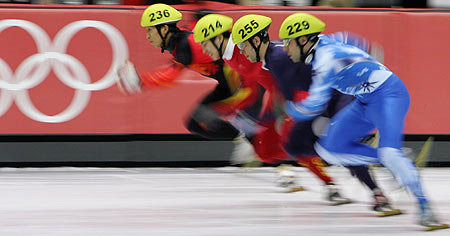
[296,155,332,184]
[283,119,334,184]
[187,105,240,139]
[315,101,379,166]
[281,119,351,204]
[346,165,377,190]
[367,84,427,204]
[368,78,447,229]
[347,165,402,216]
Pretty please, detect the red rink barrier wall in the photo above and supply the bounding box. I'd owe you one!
[0,3,449,135]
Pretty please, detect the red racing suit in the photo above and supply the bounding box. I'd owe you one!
[136,29,258,140]
[223,43,292,164]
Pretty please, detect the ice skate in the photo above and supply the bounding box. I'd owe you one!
[372,188,402,217]
[418,202,449,231]
[325,183,352,206]
[230,133,261,167]
[275,164,305,193]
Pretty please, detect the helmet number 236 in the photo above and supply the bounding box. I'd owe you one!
[149,10,170,22]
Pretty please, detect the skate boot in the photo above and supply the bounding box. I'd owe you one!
[325,182,352,206]
[275,164,305,193]
[418,201,449,231]
[230,133,261,167]
[372,188,402,217]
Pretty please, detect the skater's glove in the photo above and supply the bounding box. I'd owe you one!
[116,60,142,95]
[369,42,384,63]
[328,31,384,63]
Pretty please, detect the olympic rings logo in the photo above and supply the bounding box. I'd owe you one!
[0,19,128,123]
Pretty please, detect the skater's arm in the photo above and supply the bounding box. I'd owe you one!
[285,81,333,121]
[327,31,370,53]
[285,50,334,121]
[212,72,262,115]
[139,60,185,88]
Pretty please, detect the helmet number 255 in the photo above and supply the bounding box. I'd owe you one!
[238,20,259,39]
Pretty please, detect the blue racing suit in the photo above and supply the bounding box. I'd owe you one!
[285,34,426,204]
[263,41,353,157]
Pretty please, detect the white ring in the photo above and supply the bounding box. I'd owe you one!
[14,52,91,123]
[52,20,129,91]
[0,58,14,117]
[0,19,129,123]
[0,19,52,91]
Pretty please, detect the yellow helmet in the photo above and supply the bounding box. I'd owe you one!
[279,13,325,39]
[140,3,182,27]
[232,14,272,44]
[193,14,233,43]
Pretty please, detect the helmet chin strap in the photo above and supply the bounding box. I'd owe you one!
[295,36,318,63]
[211,37,224,59]
[249,39,261,62]
[156,25,168,53]
[248,30,268,62]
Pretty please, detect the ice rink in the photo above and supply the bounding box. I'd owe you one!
[0,166,448,236]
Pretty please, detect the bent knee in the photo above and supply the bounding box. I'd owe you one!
[319,138,349,153]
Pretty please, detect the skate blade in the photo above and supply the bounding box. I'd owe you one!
[330,199,352,206]
[287,186,306,193]
[376,209,403,217]
[241,160,263,168]
[424,223,449,231]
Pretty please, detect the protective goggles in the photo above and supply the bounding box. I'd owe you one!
[283,38,294,47]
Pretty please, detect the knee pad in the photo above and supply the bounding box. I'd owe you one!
[312,116,330,137]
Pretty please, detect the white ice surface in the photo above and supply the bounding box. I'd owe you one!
[0,166,448,236]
